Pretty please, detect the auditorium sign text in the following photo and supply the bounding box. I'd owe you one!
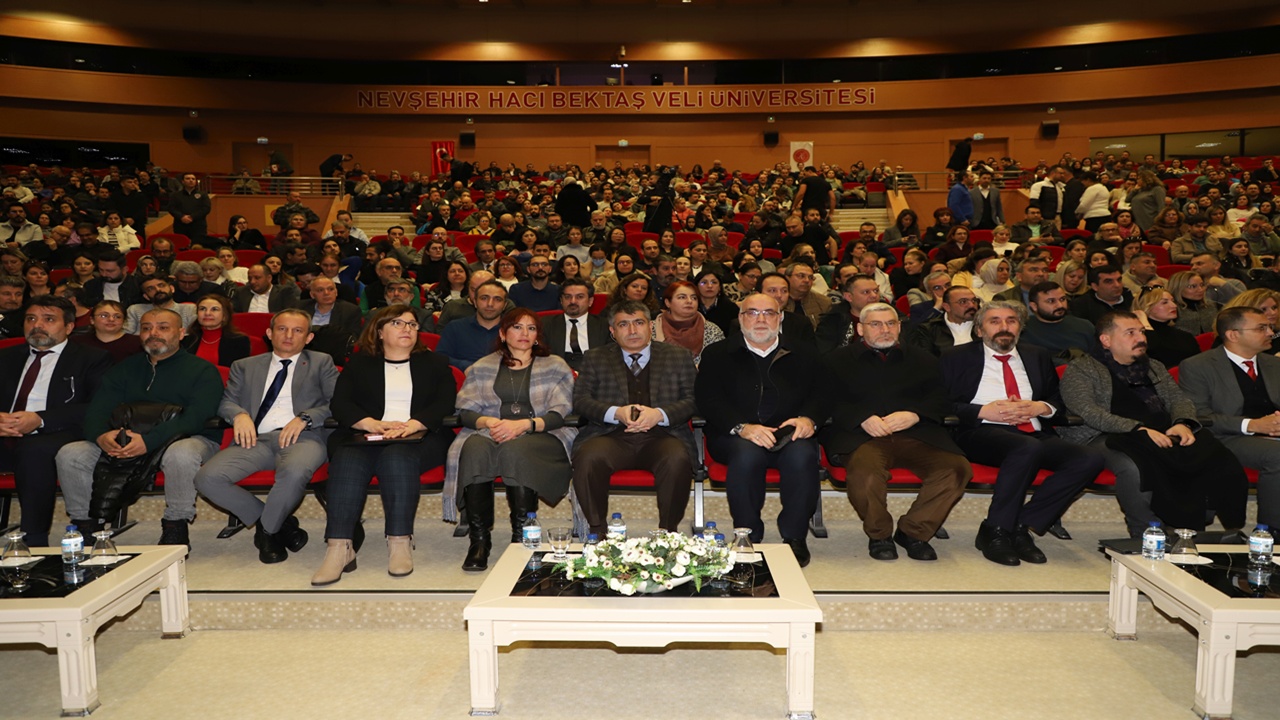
[355,85,877,114]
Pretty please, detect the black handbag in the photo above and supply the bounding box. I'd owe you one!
[89,402,187,524]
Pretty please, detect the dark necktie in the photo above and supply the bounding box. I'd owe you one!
[254,359,292,428]
[629,353,643,376]
[13,350,52,412]
[569,318,582,354]
[993,354,1035,432]
[1245,360,1258,381]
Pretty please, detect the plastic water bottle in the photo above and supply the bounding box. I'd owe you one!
[713,533,726,548]
[521,512,542,549]
[607,512,627,540]
[584,533,599,549]
[701,521,719,543]
[1141,522,1165,560]
[61,524,85,584]
[1249,524,1274,566]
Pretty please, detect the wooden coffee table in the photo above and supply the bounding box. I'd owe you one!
[0,545,190,716]
[1106,545,1280,720]
[464,543,822,719]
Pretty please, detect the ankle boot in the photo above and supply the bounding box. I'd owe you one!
[387,535,414,577]
[504,484,540,543]
[462,483,495,572]
[311,539,356,586]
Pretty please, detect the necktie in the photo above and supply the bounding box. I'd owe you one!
[254,359,292,428]
[13,350,52,412]
[993,354,1036,433]
[629,353,643,376]
[1245,360,1258,381]
[569,318,582,354]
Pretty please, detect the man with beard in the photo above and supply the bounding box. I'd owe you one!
[910,286,978,357]
[1070,265,1133,325]
[993,257,1050,307]
[1021,282,1097,365]
[1121,252,1163,297]
[231,264,302,314]
[0,277,26,340]
[55,308,224,545]
[83,250,144,309]
[1059,311,1246,539]
[125,275,197,334]
[823,302,972,561]
[940,300,1104,566]
[437,280,508,370]
[696,293,825,566]
[782,260,831,331]
[508,254,560,312]
[0,296,111,546]
[815,273,881,354]
[542,278,610,371]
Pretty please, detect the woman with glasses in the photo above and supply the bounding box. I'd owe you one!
[1167,270,1219,336]
[726,261,763,304]
[313,306,457,586]
[71,300,142,364]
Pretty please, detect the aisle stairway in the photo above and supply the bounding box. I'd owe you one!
[351,212,414,235]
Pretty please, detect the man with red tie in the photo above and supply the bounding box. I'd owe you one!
[940,300,1105,566]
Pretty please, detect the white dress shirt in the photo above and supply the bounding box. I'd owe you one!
[563,314,592,354]
[10,340,68,416]
[248,289,271,314]
[256,354,298,433]
[971,344,1052,431]
[945,319,974,346]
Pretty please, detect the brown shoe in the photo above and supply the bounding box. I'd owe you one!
[310,539,356,587]
[387,535,414,577]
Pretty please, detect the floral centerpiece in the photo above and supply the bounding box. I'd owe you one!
[556,531,735,595]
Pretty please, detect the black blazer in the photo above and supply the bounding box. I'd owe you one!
[83,275,143,310]
[696,335,827,440]
[541,313,611,370]
[329,350,457,444]
[180,329,251,367]
[939,341,1064,432]
[230,284,301,313]
[0,340,113,435]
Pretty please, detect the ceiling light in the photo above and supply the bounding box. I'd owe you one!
[1195,142,1222,148]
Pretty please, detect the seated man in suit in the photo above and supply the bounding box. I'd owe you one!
[571,300,698,537]
[195,309,339,564]
[0,296,112,546]
[301,276,362,364]
[437,280,507,370]
[1179,306,1280,531]
[437,270,516,330]
[940,300,1105,566]
[909,285,977,357]
[696,293,825,566]
[232,264,301,314]
[541,278,609,371]
[825,302,971,561]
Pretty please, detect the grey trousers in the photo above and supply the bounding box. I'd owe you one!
[1220,435,1280,528]
[194,431,327,533]
[1086,436,1155,536]
[56,437,221,522]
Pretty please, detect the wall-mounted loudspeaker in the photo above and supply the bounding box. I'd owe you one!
[459,131,476,148]
[763,131,779,147]
[182,125,206,143]
[1040,121,1060,140]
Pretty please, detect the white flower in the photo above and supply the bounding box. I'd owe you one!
[609,578,621,591]
[601,559,612,568]
[639,570,649,580]
[585,555,599,567]
[676,551,691,566]
[672,564,687,577]
[662,580,674,589]
[620,583,635,596]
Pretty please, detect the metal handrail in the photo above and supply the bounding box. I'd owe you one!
[198,175,344,196]
[888,170,1033,191]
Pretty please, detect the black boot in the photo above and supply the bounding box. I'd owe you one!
[504,484,539,543]
[462,483,495,572]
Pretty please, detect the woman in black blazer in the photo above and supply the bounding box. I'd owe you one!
[225,215,267,251]
[180,294,251,367]
[312,305,457,587]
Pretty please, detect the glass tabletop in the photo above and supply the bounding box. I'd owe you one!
[1170,551,1278,599]
[0,555,135,600]
[510,552,780,598]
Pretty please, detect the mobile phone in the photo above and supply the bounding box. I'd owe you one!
[768,425,796,452]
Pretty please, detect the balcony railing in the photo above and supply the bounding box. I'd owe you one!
[198,175,344,196]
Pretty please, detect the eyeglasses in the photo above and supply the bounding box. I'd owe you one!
[94,313,124,320]
[861,320,900,330]
[387,319,420,331]
[740,309,780,319]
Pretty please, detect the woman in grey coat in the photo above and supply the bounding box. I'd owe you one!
[1125,171,1167,233]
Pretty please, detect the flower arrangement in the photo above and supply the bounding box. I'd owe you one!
[557,531,735,595]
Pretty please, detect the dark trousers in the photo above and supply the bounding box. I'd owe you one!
[0,432,78,546]
[1083,216,1107,233]
[844,436,971,541]
[708,435,819,542]
[955,425,1104,531]
[571,430,692,536]
[323,434,450,539]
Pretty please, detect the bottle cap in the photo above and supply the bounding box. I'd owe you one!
[67,525,77,532]
[611,512,622,519]
[1258,524,1270,532]
[1148,522,1161,527]
[526,512,536,519]
[587,533,599,541]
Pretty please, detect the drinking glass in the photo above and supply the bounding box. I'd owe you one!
[729,528,757,563]
[2,530,34,592]
[548,527,572,561]
[1168,529,1199,561]
[90,530,119,559]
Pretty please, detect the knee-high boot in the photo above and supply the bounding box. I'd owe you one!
[504,484,540,543]
[462,482,495,572]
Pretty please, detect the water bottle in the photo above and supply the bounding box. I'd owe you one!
[521,512,542,549]
[584,533,599,549]
[61,524,85,584]
[713,533,726,548]
[701,521,719,543]
[607,512,627,540]
[1249,524,1274,566]
[1141,522,1165,560]
[1248,565,1272,597]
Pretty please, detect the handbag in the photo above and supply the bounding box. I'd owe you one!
[89,402,187,524]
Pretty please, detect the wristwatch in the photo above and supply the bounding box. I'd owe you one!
[730,423,746,436]
[297,413,313,429]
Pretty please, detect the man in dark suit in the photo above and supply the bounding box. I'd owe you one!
[825,302,972,562]
[697,293,825,566]
[541,278,610,371]
[231,264,301,313]
[195,309,339,564]
[1069,265,1132,326]
[969,170,1004,231]
[1179,306,1280,530]
[301,277,363,364]
[571,300,699,536]
[82,250,144,310]
[171,260,226,304]
[0,296,112,546]
[940,299,1104,566]
[909,285,978,357]
[757,273,817,352]
[467,240,498,275]
[992,257,1050,307]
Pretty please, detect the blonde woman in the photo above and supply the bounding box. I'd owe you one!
[1131,287,1199,368]
[1166,270,1218,335]
[1054,259,1089,297]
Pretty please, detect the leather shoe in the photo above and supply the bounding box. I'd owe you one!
[975,522,1020,566]
[893,529,937,561]
[1013,527,1047,564]
[868,537,898,561]
[278,515,309,553]
[255,525,287,564]
[784,537,811,568]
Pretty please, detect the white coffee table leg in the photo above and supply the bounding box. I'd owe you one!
[160,557,190,639]
[56,620,101,717]
[1107,559,1138,640]
[1193,622,1237,720]
[468,619,499,716]
[785,622,817,720]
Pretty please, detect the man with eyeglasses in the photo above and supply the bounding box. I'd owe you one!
[508,254,560,312]
[1180,306,1280,533]
[359,257,417,314]
[437,280,508,370]
[816,273,885,354]
[696,293,825,566]
[910,286,979,357]
[825,302,971,561]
